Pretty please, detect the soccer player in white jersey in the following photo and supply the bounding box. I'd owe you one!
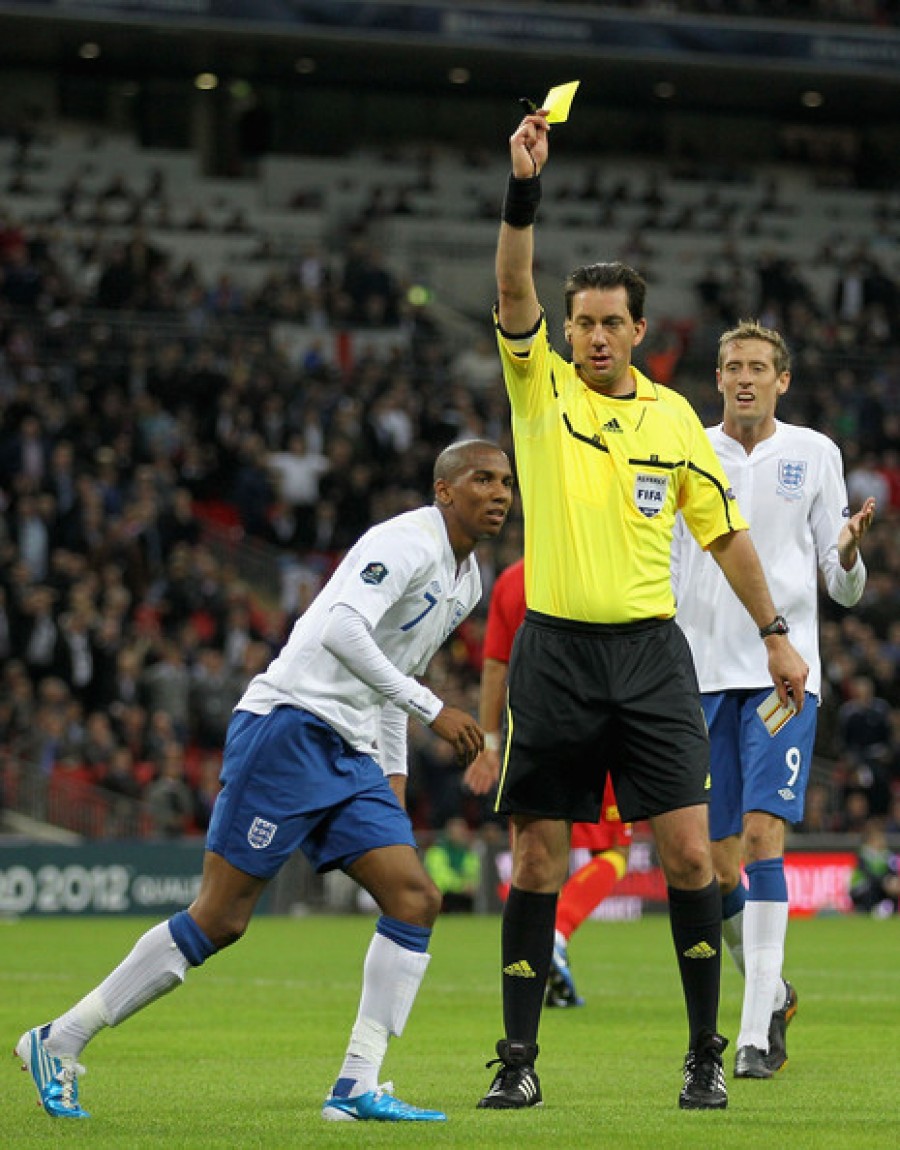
[673,321,876,1079]
[15,438,514,1123]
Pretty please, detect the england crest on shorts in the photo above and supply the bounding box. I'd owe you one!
[777,459,807,500]
[248,816,277,849]
[634,473,668,518]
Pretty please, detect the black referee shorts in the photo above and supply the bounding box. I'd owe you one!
[496,611,710,824]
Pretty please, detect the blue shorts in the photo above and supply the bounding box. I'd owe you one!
[704,689,817,841]
[206,707,416,878]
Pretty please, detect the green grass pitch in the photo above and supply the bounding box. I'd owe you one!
[2,912,897,1149]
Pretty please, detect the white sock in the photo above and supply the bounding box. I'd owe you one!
[48,922,190,1058]
[722,907,745,977]
[335,933,430,1096]
[737,900,788,1051]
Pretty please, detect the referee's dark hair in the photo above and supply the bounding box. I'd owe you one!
[564,261,647,322]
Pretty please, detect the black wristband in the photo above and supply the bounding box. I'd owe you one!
[502,173,542,228]
[759,614,790,638]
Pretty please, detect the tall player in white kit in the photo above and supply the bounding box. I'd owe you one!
[673,321,876,1080]
[15,439,514,1124]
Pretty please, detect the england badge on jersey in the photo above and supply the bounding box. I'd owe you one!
[248,816,277,849]
[634,473,668,518]
[777,459,807,500]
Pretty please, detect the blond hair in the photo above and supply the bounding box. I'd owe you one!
[718,319,791,375]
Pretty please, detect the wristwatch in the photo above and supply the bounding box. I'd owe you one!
[759,614,790,638]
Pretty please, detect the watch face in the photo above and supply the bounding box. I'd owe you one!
[761,615,788,637]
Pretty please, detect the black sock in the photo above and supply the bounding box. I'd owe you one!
[667,880,722,1047]
[501,886,558,1046]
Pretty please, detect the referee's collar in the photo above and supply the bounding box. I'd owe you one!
[631,367,660,401]
[580,365,659,401]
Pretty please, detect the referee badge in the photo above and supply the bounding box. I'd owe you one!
[634,473,668,518]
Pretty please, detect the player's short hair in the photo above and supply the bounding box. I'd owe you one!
[718,319,791,375]
[433,439,504,485]
[564,261,647,321]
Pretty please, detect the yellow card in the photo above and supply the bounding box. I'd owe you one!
[543,80,580,123]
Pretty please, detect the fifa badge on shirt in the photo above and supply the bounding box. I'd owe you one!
[634,473,668,518]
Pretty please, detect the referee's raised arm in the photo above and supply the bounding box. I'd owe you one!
[495,110,548,334]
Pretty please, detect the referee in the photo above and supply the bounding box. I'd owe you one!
[476,107,809,1114]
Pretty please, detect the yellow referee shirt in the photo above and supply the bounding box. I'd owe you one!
[495,310,748,623]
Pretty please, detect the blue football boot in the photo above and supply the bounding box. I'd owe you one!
[14,1026,89,1118]
[322,1080,446,1122]
[545,933,585,1008]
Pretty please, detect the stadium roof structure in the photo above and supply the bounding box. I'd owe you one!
[2,0,900,126]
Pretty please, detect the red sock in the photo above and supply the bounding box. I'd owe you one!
[556,851,627,939]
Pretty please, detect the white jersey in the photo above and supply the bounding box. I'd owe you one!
[673,421,865,698]
[238,505,481,756]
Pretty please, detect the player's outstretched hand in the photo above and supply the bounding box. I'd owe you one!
[463,749,501,795]
[838,496,876,569]
[431,705,484,767]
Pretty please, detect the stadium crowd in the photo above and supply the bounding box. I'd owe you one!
[0,126,897,847]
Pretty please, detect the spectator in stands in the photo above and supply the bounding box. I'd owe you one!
[231,431,276,540]
[424,816,482,913]
[139,639,192,742]
[266,431,329,545]
[848,818,899,916]
[837,674,894,817]
[191,752,222,833]
[0,658,36,751]
[10,494,52,583]
[839,673,893,762]
[18,583,60,683]
[157,486,202,553]
[189,646,244,749]
[220,596,273,675]
[833,784,873,835]
[52,606,100,710]
[146,741,195,838]
[338,239,401,326]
